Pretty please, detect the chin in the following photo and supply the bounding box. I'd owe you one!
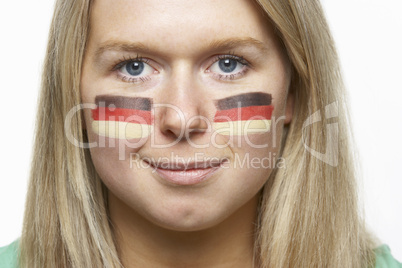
[146,203,229,232]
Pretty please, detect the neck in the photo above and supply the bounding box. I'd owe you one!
[109,193,259,268]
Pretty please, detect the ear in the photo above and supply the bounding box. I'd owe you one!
[284,90,294,124]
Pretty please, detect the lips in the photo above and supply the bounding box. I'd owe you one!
[144,159,227,185]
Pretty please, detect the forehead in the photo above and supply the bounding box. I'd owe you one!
[88,0,276,55]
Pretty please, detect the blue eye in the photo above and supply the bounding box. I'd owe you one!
[209,55,248,77]
[119,59,154,79]
[125,61,145,76]
[218,59,238,73]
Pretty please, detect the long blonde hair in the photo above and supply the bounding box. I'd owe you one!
[20,0,375,267]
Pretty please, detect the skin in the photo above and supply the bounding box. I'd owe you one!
[81,0,293,267]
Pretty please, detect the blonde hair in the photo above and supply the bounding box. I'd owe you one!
[20,0,375,267]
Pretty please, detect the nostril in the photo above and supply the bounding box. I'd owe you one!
[163,128,186,141]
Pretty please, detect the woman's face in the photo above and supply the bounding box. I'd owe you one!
[81,0,291,231]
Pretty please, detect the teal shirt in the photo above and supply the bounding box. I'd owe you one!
[0,240,401,267]
[374,245,402,268]
[0,240,18,268]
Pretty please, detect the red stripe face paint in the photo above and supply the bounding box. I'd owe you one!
[91,95,153,139]
[213,92,273,136]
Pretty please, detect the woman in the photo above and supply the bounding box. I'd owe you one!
[0,0,400,267]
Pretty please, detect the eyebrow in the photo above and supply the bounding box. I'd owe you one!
[94,37,269,61]
[94,41,151,60]
[207,37,269,53]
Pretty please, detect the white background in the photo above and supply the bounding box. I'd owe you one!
[0,0,401,261]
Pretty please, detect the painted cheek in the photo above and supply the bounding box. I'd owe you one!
[91,95,154,140]
[213,92,274,136]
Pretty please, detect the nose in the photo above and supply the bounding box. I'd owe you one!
[156,72,209,141]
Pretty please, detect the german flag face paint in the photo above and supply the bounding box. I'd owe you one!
[213,92,273,136]
[91,95,153,139]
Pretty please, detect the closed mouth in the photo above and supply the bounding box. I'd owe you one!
[143,157,228,185]
[146,159,226,171]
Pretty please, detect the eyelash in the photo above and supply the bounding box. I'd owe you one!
[112,55,153,83]
[111,53,251,84]
[208,54,250,81]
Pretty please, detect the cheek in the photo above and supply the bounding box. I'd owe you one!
[87,133,143,187]
[224,110,286,186]
[87,136,151,209]
[211,91,287,150]
[87,128,150,167]
[84,94,154,160]
[212,92,274,137]
[230,133,282,174]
